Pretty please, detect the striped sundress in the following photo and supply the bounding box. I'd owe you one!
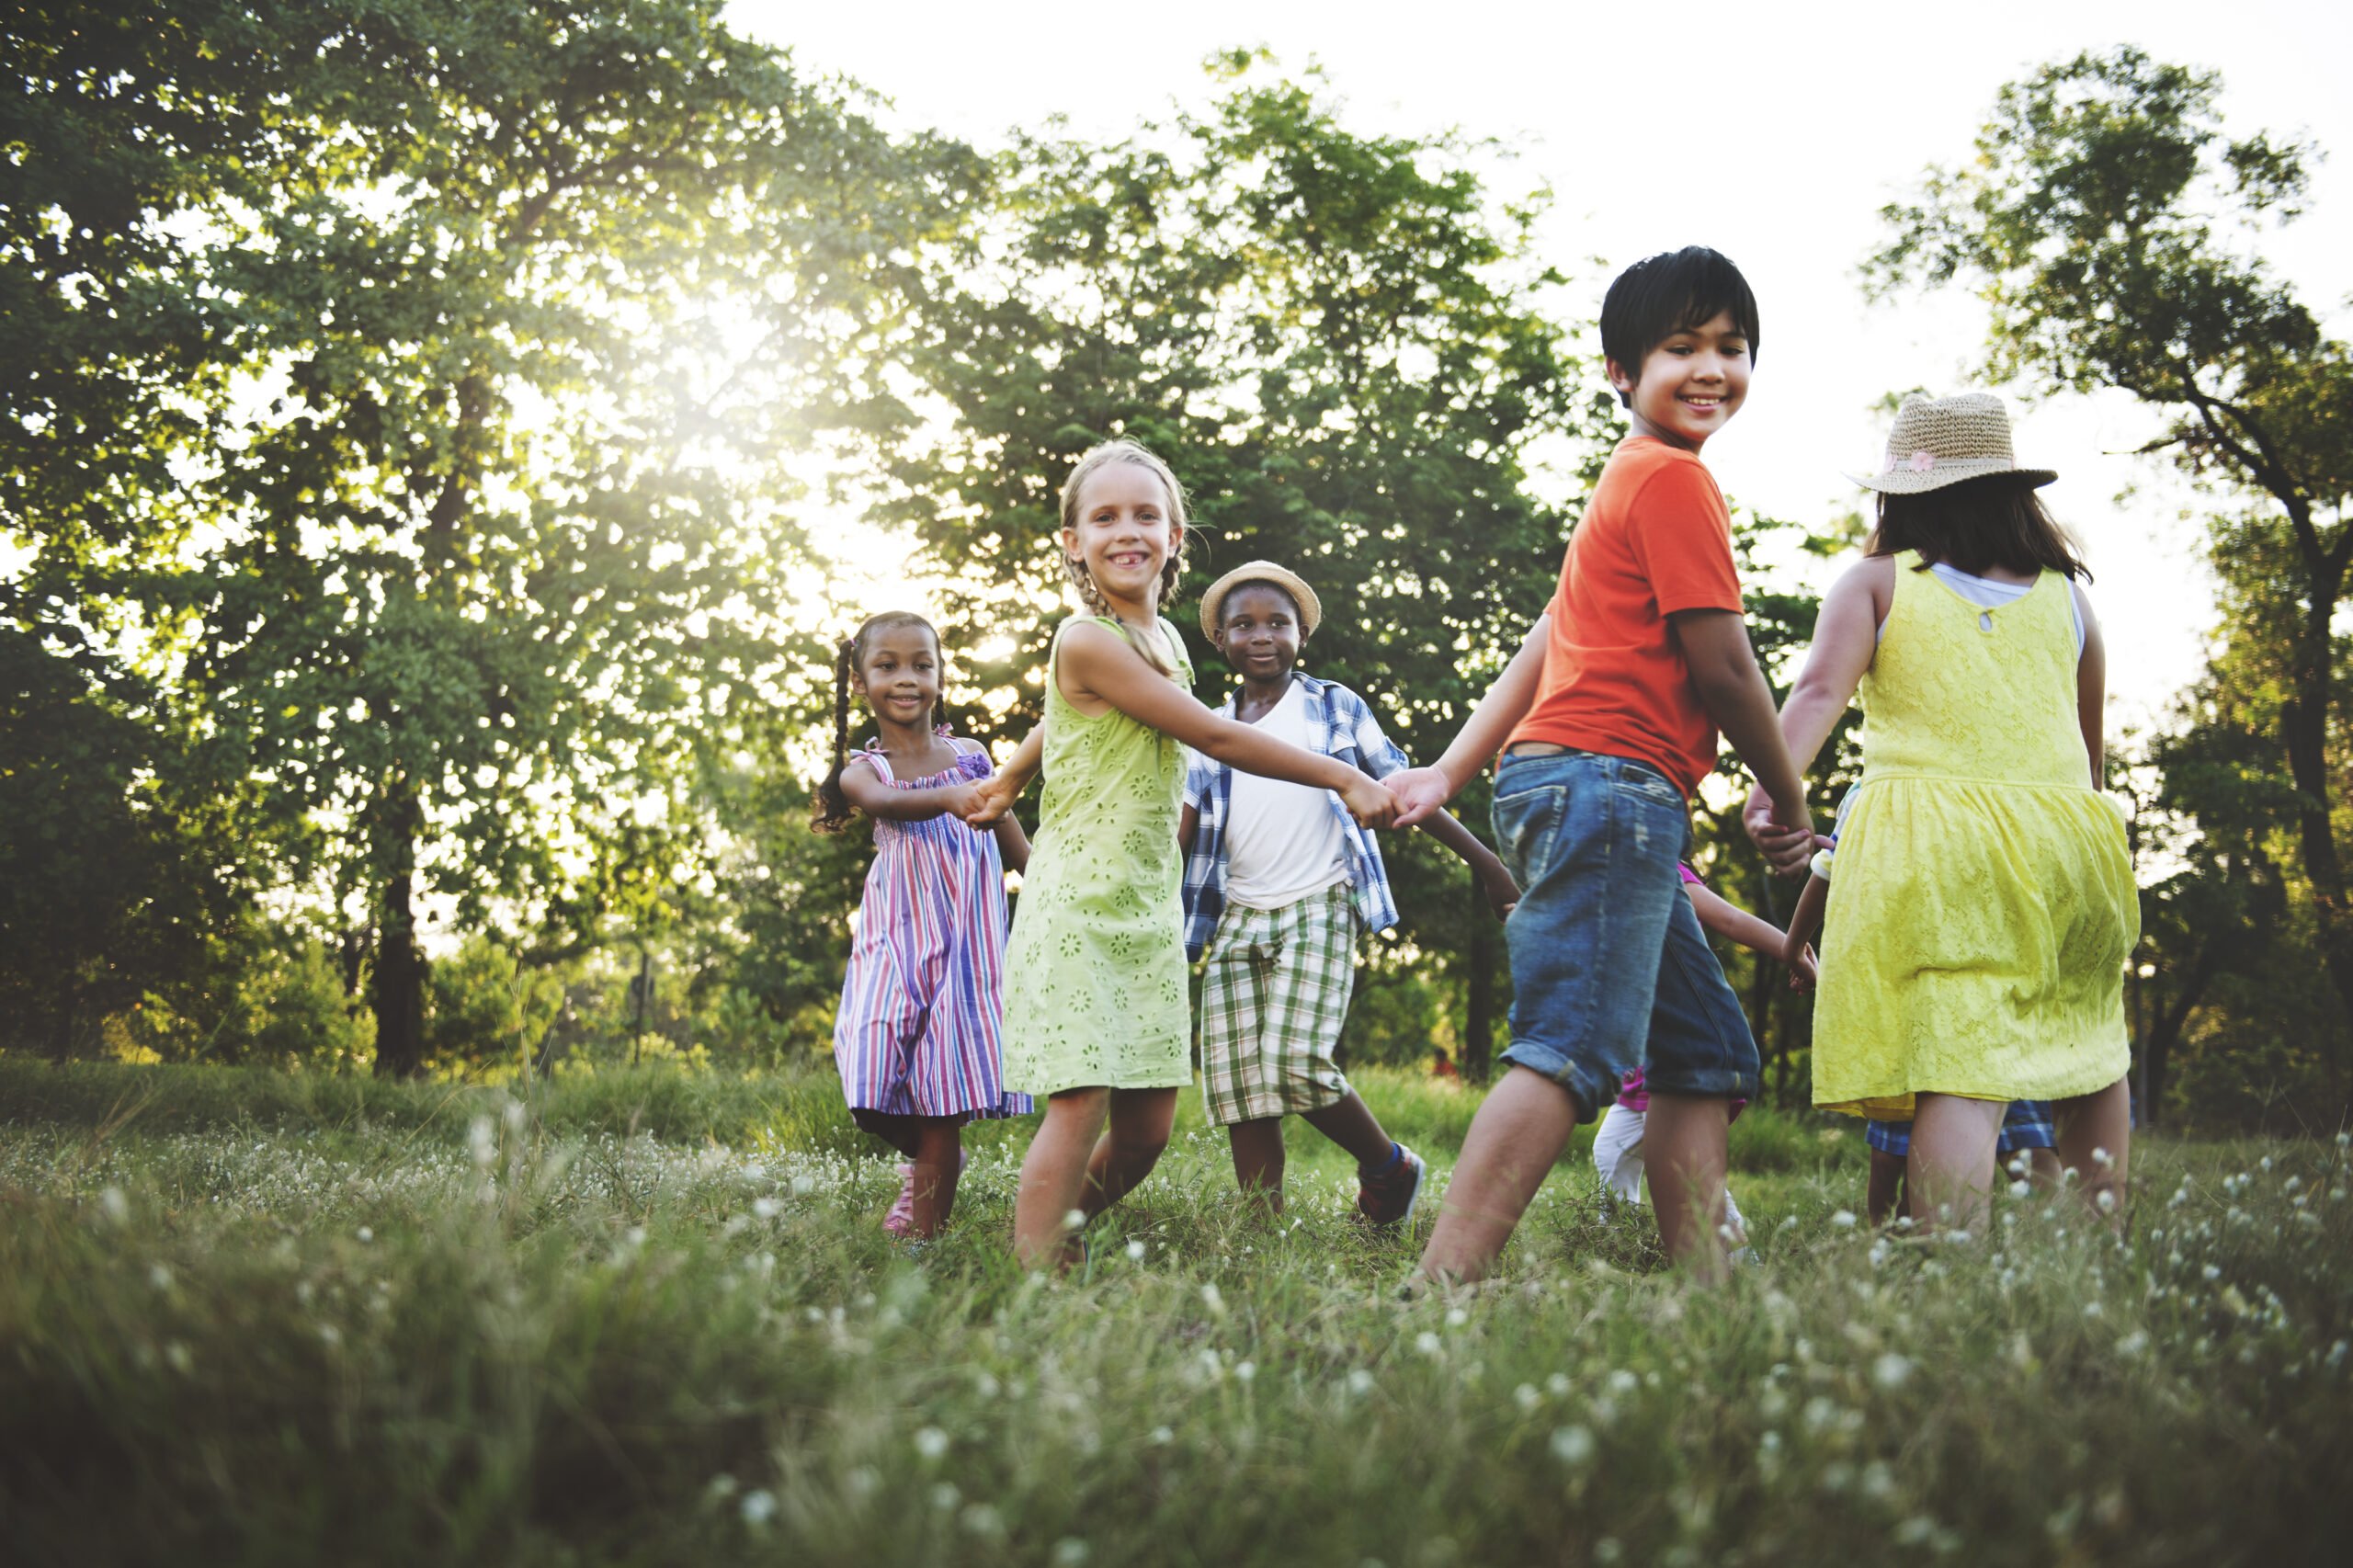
[832,737,1030,1120]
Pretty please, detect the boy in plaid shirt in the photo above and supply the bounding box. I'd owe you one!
[1180,562,1518,1226]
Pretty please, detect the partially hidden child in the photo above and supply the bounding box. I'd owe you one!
[1180,561,1521,1226]
[814,612,1033,1242]
[965,441,1401,1269]
[1386,245,1816,1286]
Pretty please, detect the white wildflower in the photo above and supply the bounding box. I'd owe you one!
[1872,1353,1913,1390]
[98,1186,129,1224]
[751,1197,779,1220]
[739,1489,777,1527]
[1550,1426,1595,1465]
[1126,1239,1147,1262]
[1830,1210,1858,1228]
[1514,1383,1541,1412]
[915,1426,949,1460]
[1052,1540,1091,1567]
[1415,1332,1443,1356]
[1346,1369,1376,1398]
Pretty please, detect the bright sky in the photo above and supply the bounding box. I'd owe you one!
[729,0,2351,734]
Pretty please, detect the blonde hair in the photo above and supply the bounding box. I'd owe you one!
[1058,438,1190,676]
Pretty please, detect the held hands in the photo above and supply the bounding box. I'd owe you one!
[1383,766,1455,828]
[962,772,1019,828]
[1785,940,1819,992]
[1743,783,1822,879]
[1338,773,1402,829]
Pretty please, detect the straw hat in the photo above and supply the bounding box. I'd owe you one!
[1850,392,2056,494]
[1197,560,1323,641]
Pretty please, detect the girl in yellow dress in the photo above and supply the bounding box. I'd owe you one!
[1746,393,2137,1231]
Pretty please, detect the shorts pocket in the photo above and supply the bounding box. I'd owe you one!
[1492,781,1569,886]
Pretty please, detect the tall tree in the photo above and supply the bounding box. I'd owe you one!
[5,2,972,1074]
[878,56,1614,1074]
[1870,47,2353,1087]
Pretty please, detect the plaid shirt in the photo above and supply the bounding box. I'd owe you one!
[1181,673,1412,962]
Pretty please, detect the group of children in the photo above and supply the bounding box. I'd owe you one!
[815,244,2140,1279]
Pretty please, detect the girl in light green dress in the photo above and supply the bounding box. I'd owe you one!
[969,439,1401,1268]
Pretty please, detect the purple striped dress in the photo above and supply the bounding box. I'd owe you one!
[832,738,1030,1120]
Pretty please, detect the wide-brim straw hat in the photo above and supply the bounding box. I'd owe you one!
[1197,560,1323,642]
[1848,392,2057,494]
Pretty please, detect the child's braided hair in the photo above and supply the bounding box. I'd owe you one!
[812,611,940,835]
[1058,438,1189,676]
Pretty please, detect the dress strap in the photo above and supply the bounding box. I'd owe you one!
[849,745,893,785]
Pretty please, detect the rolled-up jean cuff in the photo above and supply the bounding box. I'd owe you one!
[1496,1039,1615,1126]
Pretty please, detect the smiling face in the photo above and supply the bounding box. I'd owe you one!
[1063,460,1180,616]
[1608,308,1752,452]
[1212,582,1304,684]
[850,620,942,731]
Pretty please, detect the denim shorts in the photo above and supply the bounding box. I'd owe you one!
[1491,750,1759,1122]
[1866,1100,2058,1158]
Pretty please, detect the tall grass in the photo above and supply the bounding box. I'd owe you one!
[2,1061,2344,1564]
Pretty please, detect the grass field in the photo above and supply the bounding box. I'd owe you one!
[3,1058,2347,1566]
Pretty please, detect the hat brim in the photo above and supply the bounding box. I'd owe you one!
[1199,561,1323,642]
[1847,459,2058,494]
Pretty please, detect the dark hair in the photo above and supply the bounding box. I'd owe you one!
[1599,246,1760,409]
[1217,579,1304,635]
[812,611,941,835]
[1866,476,2092,582]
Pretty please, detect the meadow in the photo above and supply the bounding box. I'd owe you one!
[2,1058,2347,1567]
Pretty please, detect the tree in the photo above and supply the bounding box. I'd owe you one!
[1870,47,2353,1105]
[877,56,1614,1075]
[5,2,972,1074]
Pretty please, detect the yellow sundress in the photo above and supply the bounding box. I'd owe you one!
[1812,551,2137,1118]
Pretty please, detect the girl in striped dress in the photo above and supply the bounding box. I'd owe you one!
[813,611,1032,1240]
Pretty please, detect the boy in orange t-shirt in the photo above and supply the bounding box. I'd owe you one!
[1388,245,1815,1285]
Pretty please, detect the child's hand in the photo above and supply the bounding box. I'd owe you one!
[963,773,1017,827]
[1383,766,1454,827]
[934,781,987,824]
[1745,784,1817,879]
[1339,773,1400,829]
[1786,941,1818,992]
[1477,860,1520,920]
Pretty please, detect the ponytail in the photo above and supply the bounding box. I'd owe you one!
[810,636,861,835]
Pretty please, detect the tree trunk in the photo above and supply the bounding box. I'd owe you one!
[1462,902,1498,1084]
[2282,588,2353,1119]
[369,788,427,1078]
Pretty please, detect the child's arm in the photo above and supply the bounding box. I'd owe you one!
[992,814,1030,876]
[1782,872,1828,983]
[1671,608,1814,859]
[1415,810,1519,917]
[2075,582,2106,784]
[837,758,985,824]
[1178,801,1199,848]
[1059,623,1397,825]
[1387,616,1551,825]
[1682,877,1788,959]
[1742,558,1887,872]
[964,727,1042,827]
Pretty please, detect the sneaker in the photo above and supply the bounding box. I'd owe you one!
[881,1163,918,1237]
[1357,1144,1427,1229]
[881,1149,969,1237]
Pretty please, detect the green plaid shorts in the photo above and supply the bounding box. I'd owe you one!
[1198,881,1358,1126]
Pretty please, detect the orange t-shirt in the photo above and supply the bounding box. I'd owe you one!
[1506,436,1744,798]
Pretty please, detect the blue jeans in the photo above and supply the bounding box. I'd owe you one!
[1491,750,1760,1122]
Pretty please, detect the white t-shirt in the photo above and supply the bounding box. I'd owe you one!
[1223,681,1350,910]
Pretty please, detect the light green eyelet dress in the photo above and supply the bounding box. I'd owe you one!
[1813,551,2138,1119]
[1000,616,1196,1096]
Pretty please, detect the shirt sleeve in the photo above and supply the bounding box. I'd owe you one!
[1183,746,1214,810]
[1342,688,1414,779]
[1677,862,1703,885]
[1625,457,1743,617]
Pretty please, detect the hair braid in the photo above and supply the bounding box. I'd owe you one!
[1057,437,1189,675]
[810,636,859,835]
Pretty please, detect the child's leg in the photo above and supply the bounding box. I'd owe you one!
[2026,1147,2063,1189]
[1300,1091,1396,1167]
[1417,1066,1581,1284]
[1014,1087,1110,1268]
[1866,1147,1907,1227]
[1228,1119,1287,1215]
[851,1108,923,1159]
[1082,1085,1177,1221]
[1643,1092,1733,1281]
[905,1116,963,1238]
[2053,1076,2131,1225]
[1906,1094,2005,1233]
[1590,1104,1647,1205]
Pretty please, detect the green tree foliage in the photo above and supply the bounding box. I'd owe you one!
[877,56,1617,1074]
[1870,48,2352,1109]
[4,2,972,1074]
